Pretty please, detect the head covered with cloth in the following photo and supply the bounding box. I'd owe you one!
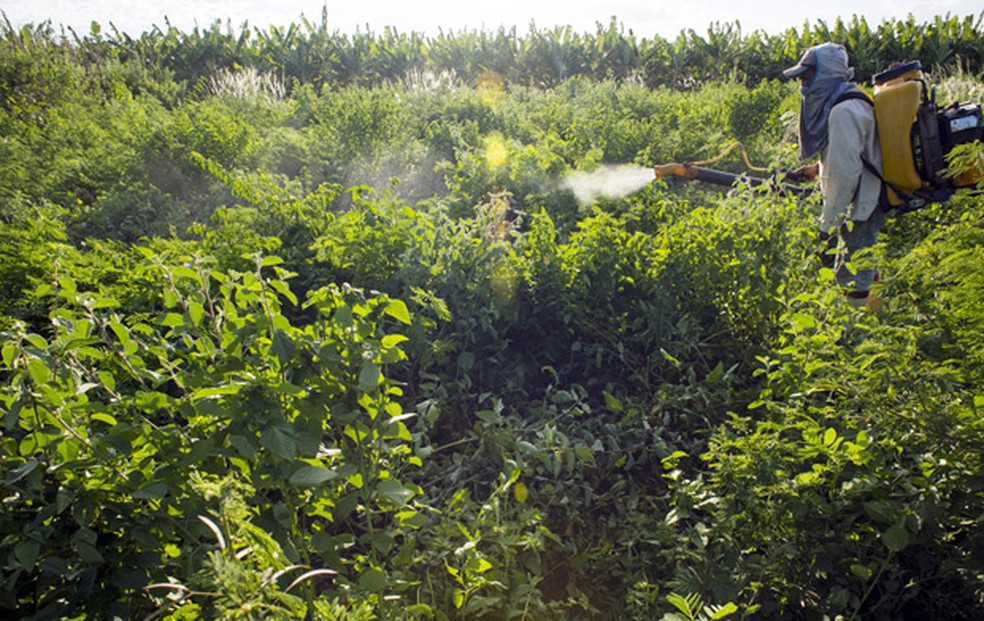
[785,42,866,161]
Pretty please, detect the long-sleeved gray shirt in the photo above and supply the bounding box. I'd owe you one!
[818,97,883,232]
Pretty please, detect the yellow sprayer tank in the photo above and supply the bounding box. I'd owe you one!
[872,61,933,205]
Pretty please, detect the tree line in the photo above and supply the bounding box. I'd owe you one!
[4,10,984,92]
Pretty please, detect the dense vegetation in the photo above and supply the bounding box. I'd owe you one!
[2,10,984,620]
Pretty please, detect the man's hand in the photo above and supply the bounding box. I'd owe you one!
[785,163,820,184]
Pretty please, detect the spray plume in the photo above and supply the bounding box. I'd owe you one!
[562,164,654,205]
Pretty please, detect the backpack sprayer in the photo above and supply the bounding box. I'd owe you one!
[653,61,983,208]
[869,60,981,207]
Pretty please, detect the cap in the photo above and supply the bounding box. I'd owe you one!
[783,47,818,79]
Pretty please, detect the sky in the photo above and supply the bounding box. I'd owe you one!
[2,0,981,40]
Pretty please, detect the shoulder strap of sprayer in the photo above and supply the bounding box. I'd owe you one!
[833,89,914,211]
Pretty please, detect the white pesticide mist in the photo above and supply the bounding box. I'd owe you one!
[561,164,655,205]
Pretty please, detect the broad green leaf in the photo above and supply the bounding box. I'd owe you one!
[359,361,382,392]
[376,478,415,506]
[74,531,103,563]
[107,322,135,354]
[574,445,596,464]
[397,421,413,442]
[3,398,23,431]
[385,299,411,324]
[171,266,199,280]
[603,391,624,412]
[290,465,338,487]
[161,313,185,328]
[6,459,39,485]
[475,409,501,424]
[15,540,40,569]
[882,520,909,552]
[57,276,76,295]
[272,329,295,365]
[40,556,69,576]
[405,604,434,616]
[369,532,395,554]
[274,502,292,526]
[395,509,428,528]
[864,500,900,524]
[381,334,409,349]
[334,305,354,327]
[92,297,120,309]
[358,567,387,592]
[187,302,204,327]
[91,413,117,426]
[229,434,256,460]
[851,563,873,580]
[1,343,14,367]
[269,279,298,305]
[711,602,739,619]
[191,385,240,401]
[101,434,132,456]
[261,425,297,460]
[791,312,815,330]
[132,482,168,500]
[271,313,291,332]
[27,358,50,385]
[551,389,575,404]
[347,473,364,489]
[97,371,116,392]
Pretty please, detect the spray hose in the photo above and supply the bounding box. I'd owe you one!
[653,142,809,195]
[691,142,770,172]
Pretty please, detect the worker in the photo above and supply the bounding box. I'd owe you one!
[784,43,885,310]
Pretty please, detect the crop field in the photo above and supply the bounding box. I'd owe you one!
[1,13,984,620]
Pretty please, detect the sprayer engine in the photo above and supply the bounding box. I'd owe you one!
[939,101,983,186]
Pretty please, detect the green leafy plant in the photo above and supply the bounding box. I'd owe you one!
[2,16,984,620]
[662,592,738,621]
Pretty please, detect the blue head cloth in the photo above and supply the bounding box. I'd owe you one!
[785,43,860,161]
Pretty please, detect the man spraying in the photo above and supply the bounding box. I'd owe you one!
[785,42,884,310]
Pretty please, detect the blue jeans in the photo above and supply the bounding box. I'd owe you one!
[835,208,886,291]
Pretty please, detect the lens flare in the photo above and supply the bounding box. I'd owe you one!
[485,133,509,171]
